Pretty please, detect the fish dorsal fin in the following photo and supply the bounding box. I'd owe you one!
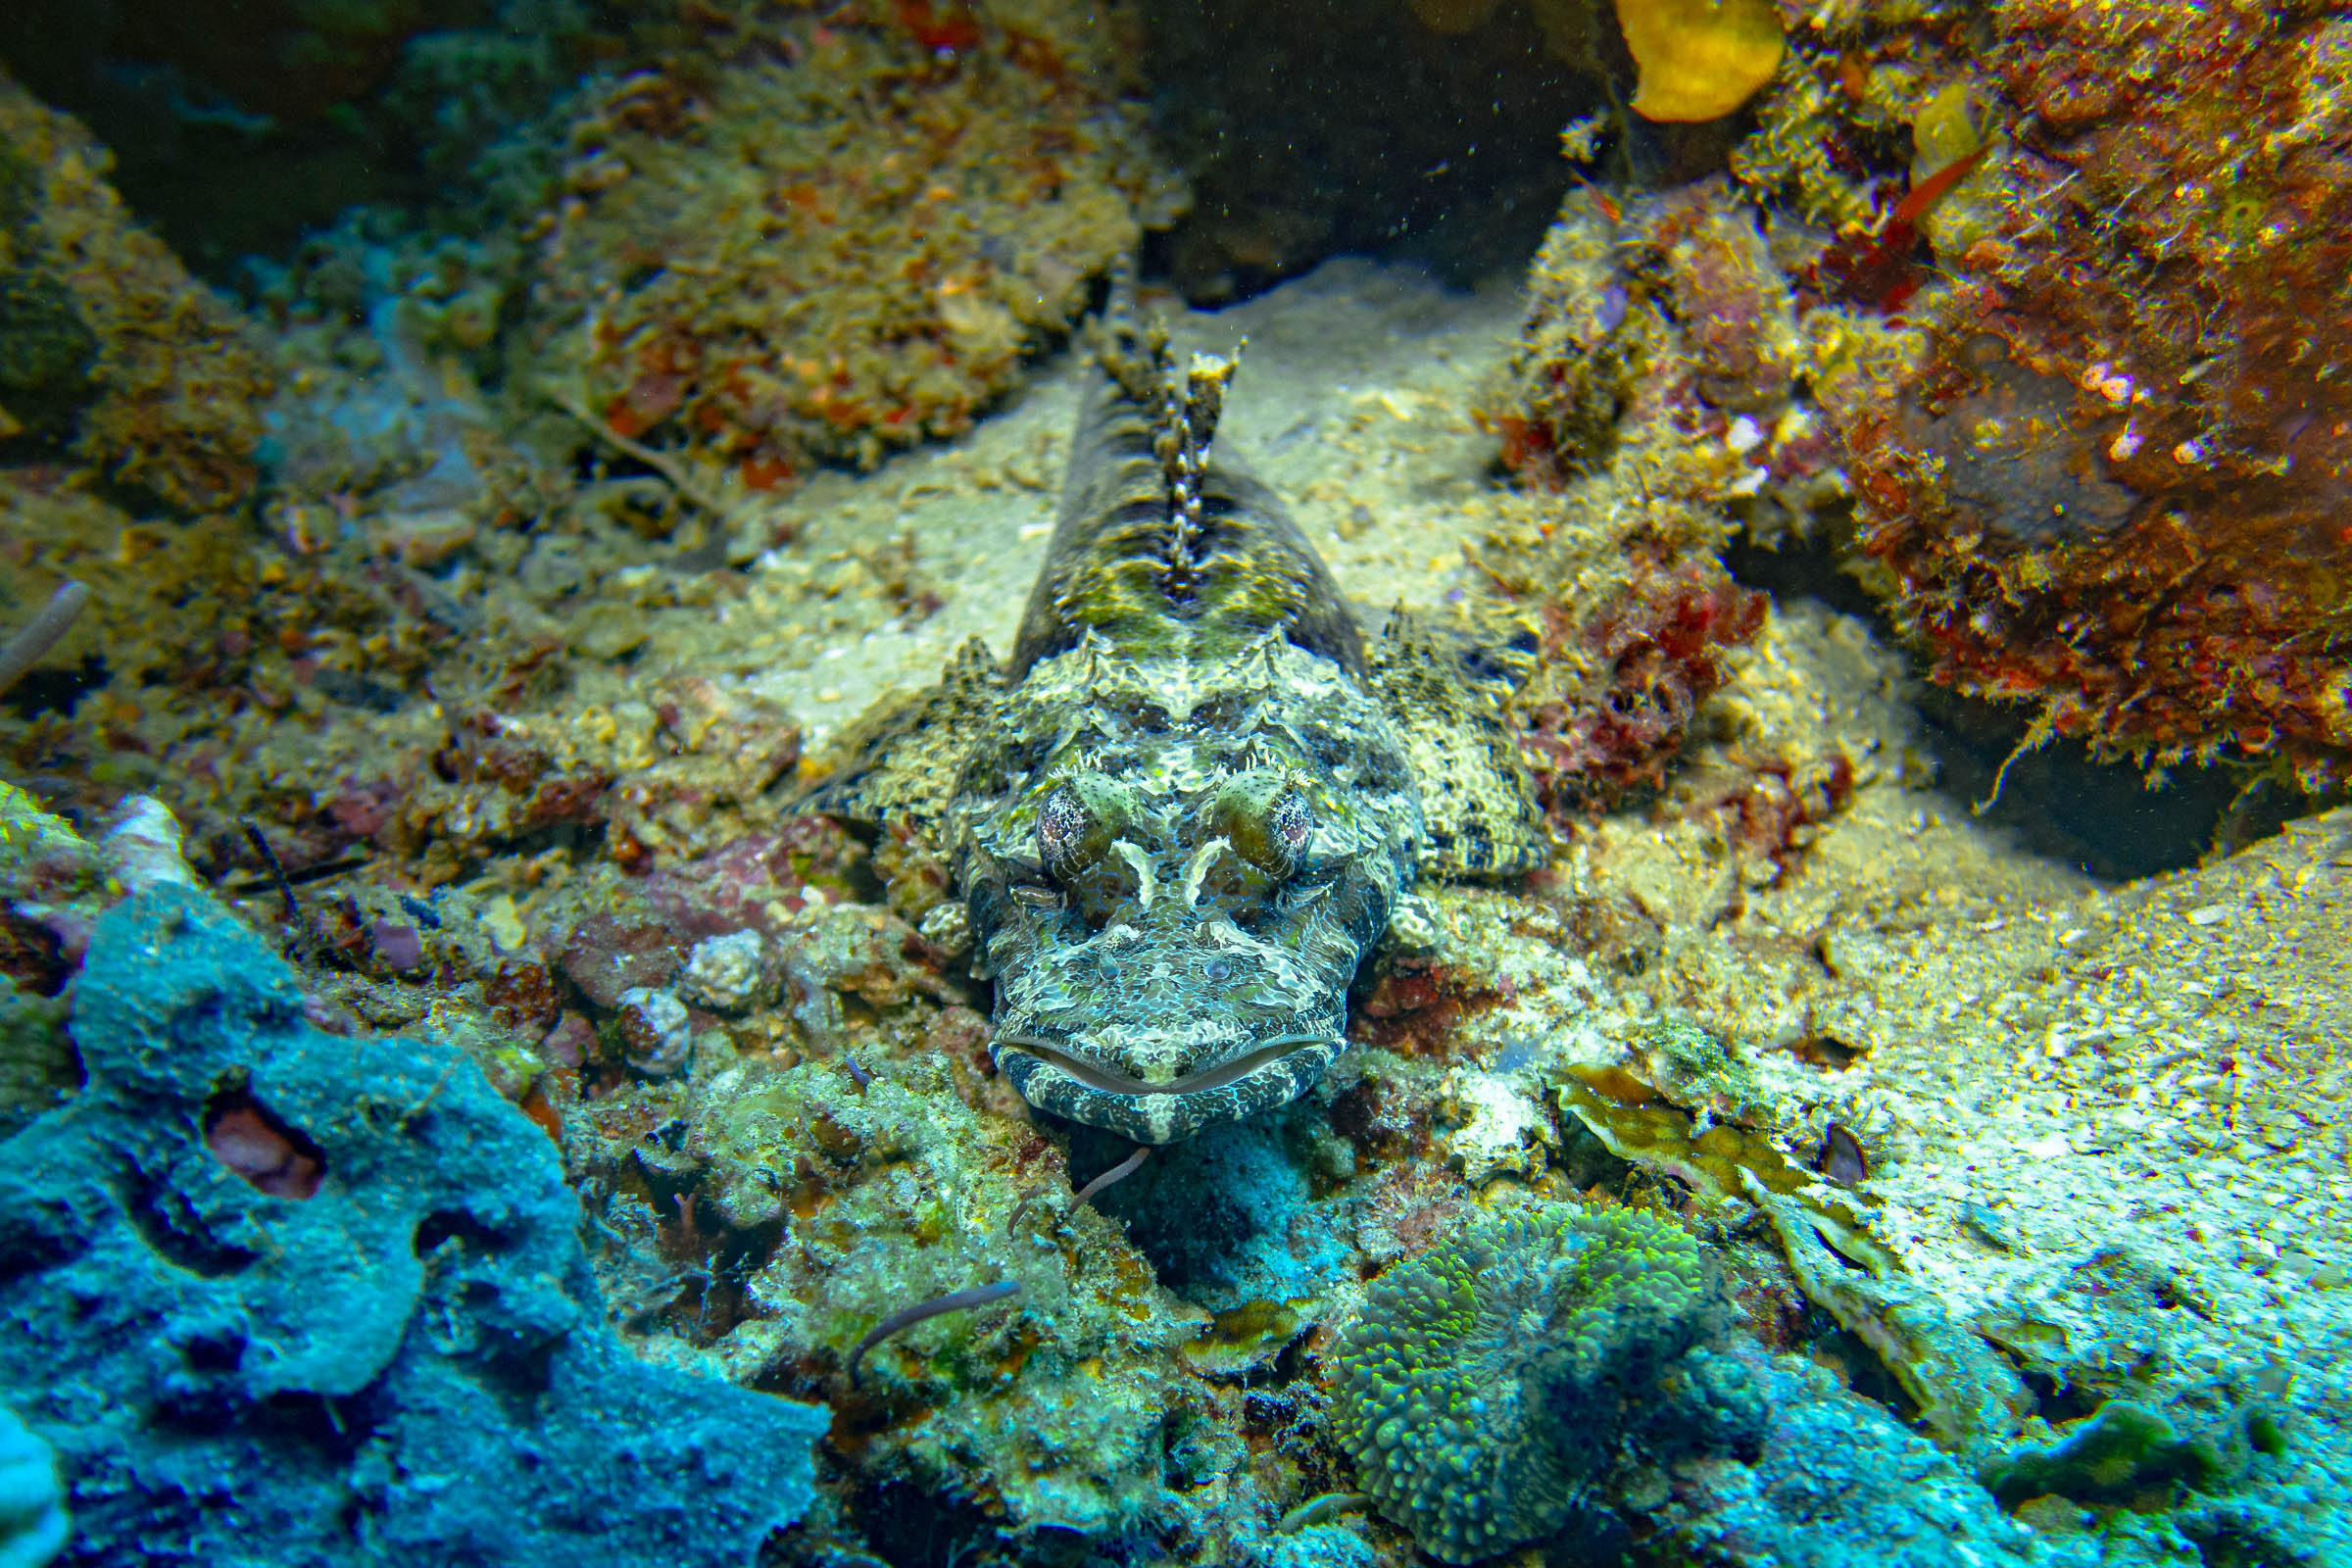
[1096,261,1244,594]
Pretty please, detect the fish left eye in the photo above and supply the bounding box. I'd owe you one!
[1268,790,1309,863]
[1216,781,1310,881]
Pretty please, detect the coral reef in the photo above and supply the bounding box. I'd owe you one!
[1321,1194,2155,1567]
[1651,1343,2079,1568]
[560,906,1233,1548]
[521,1,1173,479]
[1469,178,1827,810]
[1750,0,2352,787]
[0,879,829,1564]
[0,60,2344,1550]
[0,71,275,510]
[1483,176,1819,502]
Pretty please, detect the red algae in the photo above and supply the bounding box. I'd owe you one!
[1789,0,2352,786]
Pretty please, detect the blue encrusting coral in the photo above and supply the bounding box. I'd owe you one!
[0,885,826,1566]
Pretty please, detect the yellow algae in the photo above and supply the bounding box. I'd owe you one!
[1178,1299,1306,1379]
[482,895,529,956]
[1909,81,1986,184]
[1615,0,1787,122]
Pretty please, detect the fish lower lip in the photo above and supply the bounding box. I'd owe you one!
[990,1032,1340,1098]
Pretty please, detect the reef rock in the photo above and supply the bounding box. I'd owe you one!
[0,71,275,511]
[1779,0,2352,786]
[0,883,827,1566]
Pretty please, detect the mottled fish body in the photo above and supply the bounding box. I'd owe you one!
[816,275,1544,1143]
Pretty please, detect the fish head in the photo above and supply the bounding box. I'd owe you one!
[965,727,1416,1143]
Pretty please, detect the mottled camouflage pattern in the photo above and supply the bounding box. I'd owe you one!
[814,278,1545,1142]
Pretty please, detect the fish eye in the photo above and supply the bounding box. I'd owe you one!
[1267,790,1310,865]
[1214,775,1311,881]
[1037,773,1128,882]
[1037,786,1089,877]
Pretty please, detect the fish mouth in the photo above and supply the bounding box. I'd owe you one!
[989,1030,1343,1099]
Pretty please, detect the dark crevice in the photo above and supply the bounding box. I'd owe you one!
[1804,1317,1919,1422]
[1720,528,2294,881]
[844,1477,1003,1568]
[414,1207,511,1259]
[120,1163,259,1278]
[0,652,108,718]
[2018,1367,2105,1426]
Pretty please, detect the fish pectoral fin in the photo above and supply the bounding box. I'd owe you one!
[796,636,1005,839]
[1371,611,1552,880]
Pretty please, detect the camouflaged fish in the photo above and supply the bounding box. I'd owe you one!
[814,270,1547,1144]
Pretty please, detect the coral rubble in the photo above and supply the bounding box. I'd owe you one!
[522,1,1173,479]
[0,879,828,1565]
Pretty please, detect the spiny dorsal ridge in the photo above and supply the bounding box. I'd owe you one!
[1155,344,1242,588]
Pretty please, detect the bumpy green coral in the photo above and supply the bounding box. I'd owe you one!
[1330,1204,1714,1563]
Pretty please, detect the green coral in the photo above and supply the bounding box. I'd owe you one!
[1984,1398,2270,1510]
[1329,1204,1718,1563]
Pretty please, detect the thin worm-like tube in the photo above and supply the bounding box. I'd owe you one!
[1006,1144,1152,1234]
[849,1280,1021,1388]
[1069,1144,1150,1208]
[0,581,90,698]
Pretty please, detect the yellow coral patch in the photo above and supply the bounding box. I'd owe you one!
[1615,0,1786,123]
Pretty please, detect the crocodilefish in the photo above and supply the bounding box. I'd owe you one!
[813,268,1547,1144]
